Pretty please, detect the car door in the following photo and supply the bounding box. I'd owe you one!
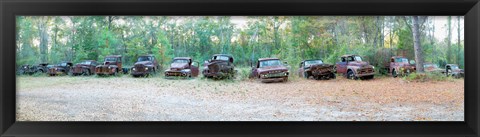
[190,61,200,77]
[336,57,347,74]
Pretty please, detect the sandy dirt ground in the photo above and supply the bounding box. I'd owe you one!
[16,75,464,121]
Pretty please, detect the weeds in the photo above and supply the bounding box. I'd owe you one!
[403,72,455,82]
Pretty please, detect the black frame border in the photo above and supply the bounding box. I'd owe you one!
[1,0,479,137]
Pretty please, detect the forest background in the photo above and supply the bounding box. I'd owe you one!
[16,16,464,73]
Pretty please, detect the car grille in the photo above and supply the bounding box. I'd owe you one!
[135,65,146,72]
[166,72,185,76]
[48,69,55,74]
[358,68,374,74]
[208,64,220,73]
[266,72,286,78]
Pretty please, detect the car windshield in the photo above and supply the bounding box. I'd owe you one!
[105,57,117,62]
[259,59,282,68]
[354,56,363,61]
[450,65,459,70]
[137,56,153,62]
[173,59,189,63]
[214,56,230,61]
[81,61,91,65]
[60,63,67,66]
[424,64,438,68]
[304,60,323,67]
[395,58,408,63]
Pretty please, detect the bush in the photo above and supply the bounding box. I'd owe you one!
[403,72,453,82]
[236,67,252,81]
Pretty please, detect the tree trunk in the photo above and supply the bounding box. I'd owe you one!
[412,16,424,73]
[446,16,452,64]
[457,16,461,64]
[38,17,49,63]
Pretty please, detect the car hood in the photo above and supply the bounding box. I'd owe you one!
[258,66,288,73]
[170,63,188,69]
[349,61,369,66]
[134,61,152,66]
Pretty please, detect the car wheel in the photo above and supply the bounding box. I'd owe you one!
[283,77,288,82]
[392,69,398,78]
[330,73,336,79]
[446,69,452,77]
[347,70,357,80]
[304,72,309,79]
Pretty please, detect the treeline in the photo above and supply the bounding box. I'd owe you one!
[16,16,464,71]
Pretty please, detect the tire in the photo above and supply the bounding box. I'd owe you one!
[446,69,452,77]
[304,72,310,79]
[347,70,357,80]
[392,69,398,78]
[84,69,91,76]
[330,73,336,79]
[283,77,288,82]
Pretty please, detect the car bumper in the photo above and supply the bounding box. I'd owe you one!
[165,71,189,77]
[260,76,288,82]
[356,72,375,77]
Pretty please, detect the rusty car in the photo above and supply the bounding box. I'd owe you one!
[130,55,160,77]
[335,54,375,80]
[250,58,289,82]
[71,60,97,76]
[445,64,464,78]
[298,59,335,80]
[47,61,73,76]
[18,63,50,75]
[96,55,123,76]
[164,57,200,77]
[202,54,236,79]
[381,56,416,77]
[423,63,444,74]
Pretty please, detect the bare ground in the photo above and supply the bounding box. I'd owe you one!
[16,75,464,121]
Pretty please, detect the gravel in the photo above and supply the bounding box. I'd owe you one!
[16,75,464,121]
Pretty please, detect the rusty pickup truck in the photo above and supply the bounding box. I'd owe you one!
[164,57,200,77]
[335,54,375,80]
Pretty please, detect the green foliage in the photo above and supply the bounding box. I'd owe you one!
[15,16,464,75]
[403,72,453,82]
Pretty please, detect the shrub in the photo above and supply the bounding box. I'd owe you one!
[403,72,453,82]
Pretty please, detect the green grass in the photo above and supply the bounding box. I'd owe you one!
[402,72,455,82]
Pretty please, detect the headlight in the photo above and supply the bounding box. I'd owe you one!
[145,67,148,70]
[54,68,57,70]
[372,66,375,69]
[108,66,111,69]
[132,68,136,71]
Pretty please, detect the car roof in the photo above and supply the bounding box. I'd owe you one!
[391,56,407,59]
[259,58,280,61]
[173,57,192,60]
[213,54,233,58]
[106,55,122,58]
[139,54,154,57]
[303,59,323,62]
[341,54,360,57]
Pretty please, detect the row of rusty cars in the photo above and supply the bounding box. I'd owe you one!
[18,54,464,82]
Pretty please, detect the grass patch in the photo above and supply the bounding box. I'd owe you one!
[402,72,455,82]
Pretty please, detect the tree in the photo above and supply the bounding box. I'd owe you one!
[412,16,425,73]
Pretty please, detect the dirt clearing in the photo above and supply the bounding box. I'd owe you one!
[16,75,464,121]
